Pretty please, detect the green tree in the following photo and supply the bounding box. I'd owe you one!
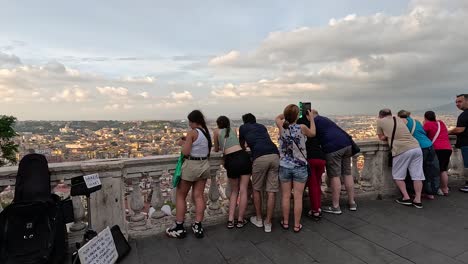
[0,115,19,167]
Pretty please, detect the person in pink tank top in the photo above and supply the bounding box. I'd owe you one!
[423,111,452,195]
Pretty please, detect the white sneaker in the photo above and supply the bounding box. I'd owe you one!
[250,216,263,228]
[264,222,272,233]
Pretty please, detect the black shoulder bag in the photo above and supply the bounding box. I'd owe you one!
[336,125,360,155]
[388,117,397,167]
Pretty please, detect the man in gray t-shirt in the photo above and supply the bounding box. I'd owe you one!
[377,109,425,209]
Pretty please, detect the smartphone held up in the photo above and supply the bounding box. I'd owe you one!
[299,102,312,118]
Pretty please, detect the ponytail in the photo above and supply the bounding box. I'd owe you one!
[225,124,231,138]
[188,110,212,154]
[216,116,230,138]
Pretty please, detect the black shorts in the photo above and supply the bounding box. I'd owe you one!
[224,150,252,178]
[435,149,452,172]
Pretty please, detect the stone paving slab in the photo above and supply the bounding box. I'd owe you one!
[120,191,468,264]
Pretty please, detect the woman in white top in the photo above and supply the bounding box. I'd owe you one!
[166,110,212,239]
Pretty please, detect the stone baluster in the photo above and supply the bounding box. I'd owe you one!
[70,196,87,232]
[128,178,147,230]
[360,151,376,191]
[170,187,177,216]
[225,179,232,199]
[189,190,196,214]
[352,155,361,186]
[207,167,222,216]
[150,171,165,219]
[449,147,464,179]
[0,186,13,207]
[218,167,231,212]
[68,196,87,244]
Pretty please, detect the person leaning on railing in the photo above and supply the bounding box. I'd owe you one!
[313,111,356,215]
[297,111,326,221]
[423,111,452,196]
[166,110,212,239]
[397,110,440,200]
[377,109,425,209]
[239,113,280,233]
[213,116,252,230]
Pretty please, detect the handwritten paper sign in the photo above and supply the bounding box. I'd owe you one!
[78,227,118,264]
[83,173,102,189]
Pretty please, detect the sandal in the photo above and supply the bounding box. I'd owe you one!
[294,224,303,233]
[307,210,322,221]
[227,220,235,229]
[280,220,289,230]
[236,219,248,228]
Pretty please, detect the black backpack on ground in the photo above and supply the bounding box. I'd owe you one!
[0,154,68,264]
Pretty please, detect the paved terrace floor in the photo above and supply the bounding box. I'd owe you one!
[122,191,468,264]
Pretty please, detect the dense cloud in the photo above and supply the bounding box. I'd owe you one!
[0,59,193,119]
[1,0,467,119]
[0,52,22,67]
[208,0,468,112]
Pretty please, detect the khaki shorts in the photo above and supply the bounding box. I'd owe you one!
[181,159,210,182]
[325,146,352,177]
[251,154,280,192]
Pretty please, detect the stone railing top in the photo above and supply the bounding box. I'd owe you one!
[0,152,225,182]
[355,140,388,153]
[0,137,458,181]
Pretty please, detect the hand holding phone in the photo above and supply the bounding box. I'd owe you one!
[306,109,314,121]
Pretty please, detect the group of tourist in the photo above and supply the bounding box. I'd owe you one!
[166,104,357,239]
[376,94,468,208]
[166,94,468,239]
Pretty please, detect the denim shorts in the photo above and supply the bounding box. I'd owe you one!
[279,166,308,183]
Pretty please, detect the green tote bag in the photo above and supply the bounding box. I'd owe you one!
[172,152,184,188]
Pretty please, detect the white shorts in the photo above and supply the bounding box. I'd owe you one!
[392,148,425,181]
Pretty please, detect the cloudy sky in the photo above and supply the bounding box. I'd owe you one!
[0,0,467,120]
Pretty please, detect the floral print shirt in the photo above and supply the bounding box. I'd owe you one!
[279,124,307,168]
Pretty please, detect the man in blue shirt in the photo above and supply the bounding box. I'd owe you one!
[313,111,356,215]
[239,113,279,232]
[398,110,440,197]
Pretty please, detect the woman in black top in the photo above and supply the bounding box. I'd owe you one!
[297,117,326,220]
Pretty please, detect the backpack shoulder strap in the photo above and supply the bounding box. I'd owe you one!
[390,117,397,150]
[288,128,307,161]
[410,118,416,135]
[432,121,441,144]
[196,128,212,157]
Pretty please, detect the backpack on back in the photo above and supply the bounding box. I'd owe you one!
[0,154,67,264]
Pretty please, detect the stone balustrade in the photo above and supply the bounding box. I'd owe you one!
[0,139,465,241]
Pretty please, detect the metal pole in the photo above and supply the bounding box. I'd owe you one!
[86,195,92,230]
